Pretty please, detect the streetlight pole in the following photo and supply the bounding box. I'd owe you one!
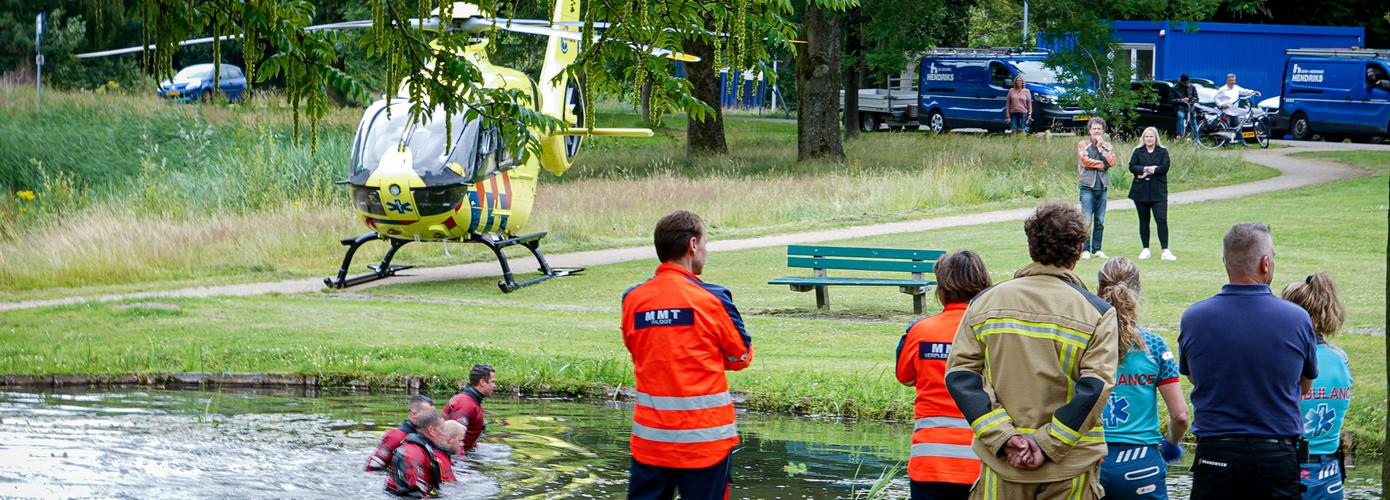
[35,12,45,101]
[1022,1,1029,48]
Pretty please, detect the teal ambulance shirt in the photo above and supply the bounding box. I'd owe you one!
[1300,341,1353,456]
[1103,330,1181,445]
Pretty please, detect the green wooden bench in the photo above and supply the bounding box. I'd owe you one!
[767,245,944,314]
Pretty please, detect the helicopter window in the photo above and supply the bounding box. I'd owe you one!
[351,100,476,182]
[474,127,499,182]
[351,99,413,176]
[404,107,471,178]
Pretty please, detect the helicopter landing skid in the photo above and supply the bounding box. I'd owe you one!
[474,232,583,293]
[323,232,414,289]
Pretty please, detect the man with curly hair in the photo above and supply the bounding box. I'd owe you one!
[945,201,1119,499]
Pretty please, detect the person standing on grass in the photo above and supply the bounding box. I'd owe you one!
[1095,257,1189,500]
[896,250,992,500]
[946,202,1118,499]
[368,395,437,471]
[1179,222,1318,500]
[1128,127,1175,262]
[1281,273,1353,500]
[445,364,495,453]
[622,210,752,500]
[1077,117,1117,260]
[1006,77,1033,134]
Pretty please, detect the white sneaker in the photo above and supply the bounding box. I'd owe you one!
[1138,248,1152,260]
[1093,251,1108,259]
[1081,251,1092,260]
[1161,249,1177,261]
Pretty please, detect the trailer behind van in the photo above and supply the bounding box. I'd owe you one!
[841,78,920,132]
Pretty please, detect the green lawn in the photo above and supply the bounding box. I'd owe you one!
[2,150,1384,456]
[1,87,1275,300]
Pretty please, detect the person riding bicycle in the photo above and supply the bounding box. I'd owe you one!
[1215,73,1260,144]
[1170,74,1198,139]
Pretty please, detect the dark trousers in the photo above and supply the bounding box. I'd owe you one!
[1134,200,1169,249]
[1191,440,1301,500]
[911,480,971,500]
[628,452,732,500]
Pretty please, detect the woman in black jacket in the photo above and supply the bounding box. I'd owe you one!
[1128,127,1175,261]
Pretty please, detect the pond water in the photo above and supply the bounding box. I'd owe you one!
[0,388,1380,498]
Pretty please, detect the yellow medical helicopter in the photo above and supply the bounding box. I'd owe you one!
[79,0,694,292]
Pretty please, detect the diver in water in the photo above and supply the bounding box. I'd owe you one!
[386,410,459,497]
[445,364,495,454]
[368,395,436,471]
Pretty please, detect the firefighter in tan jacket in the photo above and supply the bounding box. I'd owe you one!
[946,202,1119,500]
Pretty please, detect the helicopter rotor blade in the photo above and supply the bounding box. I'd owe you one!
[74,18,435,59]
[460,18,582,40]
[75,34,241,58]
[542,21,806,43]
[462,18,699,62]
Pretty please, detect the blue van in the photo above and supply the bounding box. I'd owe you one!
[1276,48,1390,142]
[917,49,1088,133]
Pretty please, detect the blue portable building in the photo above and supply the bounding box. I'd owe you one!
[1043,22,1365,97]
[673,63,769,109]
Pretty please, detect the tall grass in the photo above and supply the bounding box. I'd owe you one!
[0,86,1273,294]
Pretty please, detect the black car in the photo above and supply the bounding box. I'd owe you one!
[1129,78,1217,136]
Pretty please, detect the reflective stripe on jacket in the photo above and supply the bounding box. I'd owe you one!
[622,262,753,468]
[896,302,981,484]
[945,263,1119,483]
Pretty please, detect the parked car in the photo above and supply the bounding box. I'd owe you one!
[1275,48,1390,142]
[1129,78,1216,136]
[158,64,247,102]
[915,48,1088,133]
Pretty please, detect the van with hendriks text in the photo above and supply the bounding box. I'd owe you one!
[840,48,1088,133]
[1276,48,1390,143]
[917,48,1088,133]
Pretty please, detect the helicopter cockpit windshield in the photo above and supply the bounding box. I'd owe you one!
[348,98,510,186]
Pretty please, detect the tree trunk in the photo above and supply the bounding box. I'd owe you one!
[843,7,864,139]
[796,3,845,161]
[639,80,653,125]
[683,26,728,157]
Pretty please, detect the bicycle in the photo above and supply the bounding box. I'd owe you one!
[1195,95,1270,149]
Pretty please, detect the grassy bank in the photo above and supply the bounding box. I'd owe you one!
[0,87,1274,299]
[1,151,1383,456]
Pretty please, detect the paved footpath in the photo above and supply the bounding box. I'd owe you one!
[2,140,1383,313]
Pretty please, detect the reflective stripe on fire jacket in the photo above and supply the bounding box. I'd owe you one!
[622,262,753,469]
[896,302,982,485]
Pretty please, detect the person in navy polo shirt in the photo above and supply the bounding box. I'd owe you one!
[1178,222,1318,500]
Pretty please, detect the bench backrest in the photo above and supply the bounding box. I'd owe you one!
[786,245,944,274]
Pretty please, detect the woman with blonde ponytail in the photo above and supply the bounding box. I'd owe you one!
[1096,257,1189,500]
[1281,272,1352,500]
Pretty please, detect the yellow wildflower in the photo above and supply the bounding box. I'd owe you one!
[16,190,36,202]
[294,201,302,209]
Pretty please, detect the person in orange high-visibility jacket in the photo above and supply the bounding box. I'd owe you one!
[622,210,752,500]
[897,250,993,500]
